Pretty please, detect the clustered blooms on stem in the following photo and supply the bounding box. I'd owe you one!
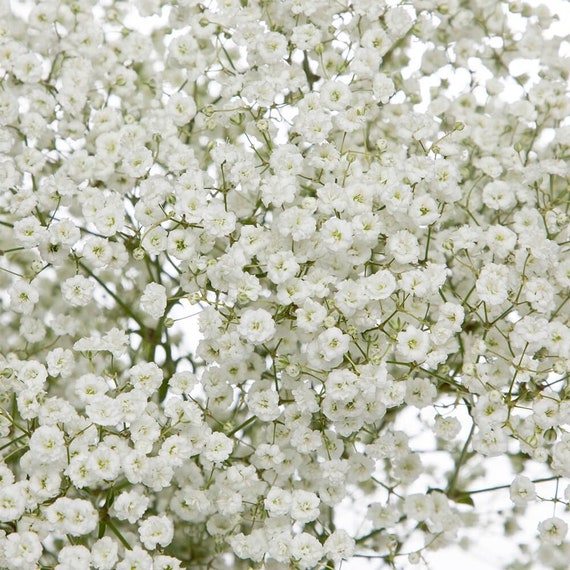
[1,0,570,568]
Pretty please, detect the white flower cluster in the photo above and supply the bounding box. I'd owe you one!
[0,0,569,568]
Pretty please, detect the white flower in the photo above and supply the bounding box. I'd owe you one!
[386,230,420,264]
[17,360,47,390]
[45,497,98,536]
[320,217,353,252]
[397,326,430,363]
[0,484,27,522]
[85,395,123,427]
[57,544,91,570]
[153,556,183,570]
[408,194,440,226]
[324,529,355,563]
[116,546,153,570]
[317,327,350,362]
[295,299,327,333]
[510,475,537,507]
[265,487,292,517]
[9,280,39,314]
[203,203,236,238]
[129,362,164,396]
[142,226,168,255]
[403,493,434,521]
[62,275,94,307]
[237,308,276,344]
[94,205,123,237]
[111,489,150,524]
[91,537,118,570]
[13,215,48,247]
[138,515,174,550]
[405,377,437,408]
[46,347,74,378]
[482,180,516,210]
[3,531,43,568]
[254,31,288,64]
[82,236,114,268]
[476,263,511,305]
[247,388,280,421]
[130,414,161,453]
[524,277,554,313]
[538,517,568,545]
[122,146,153,178]
[326,369,358,401]
[29,425,66,464]
[140,282,167,319]
[365,269,397,300]
[166,93,197,126]
[168,371,197,395]
[291,23,322,50]
[319,80,352,111]
[167,228,196,260]
[472,426,509,457]
[434,415,461,440]
[202,432,233,463]
[87,444,122,482]
[290,489,320,523]
[290,532,324,568]
[485,224,517,257]
[267,251,300,284]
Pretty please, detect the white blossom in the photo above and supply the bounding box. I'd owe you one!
[0,1,568,567]
[140,282,167,320]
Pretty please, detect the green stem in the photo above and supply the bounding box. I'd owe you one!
[227,416,256,437]
[446,422,475,497]
[79,261,143,326]
[106,519,132,550]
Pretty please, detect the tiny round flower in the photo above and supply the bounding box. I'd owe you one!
[9,280,39,314]
[62,275,95,307]
[167,92,197,126]
[267,251,300,284]
[434,415,461,440]
[153,555,183,570]
[202,432,234,463]
[290,532,324,569]
[317,327,350,362]
[265,487,292,517]
[82,236,114,268]
[128,362,164,396]
[0,483,27,522]
[237,308,276,345]
[397,326,430,363]
[45,497,98,536]
[3,531,43,569]
[111,489,150,524]
[140,282,167,320]
[57,544,91,570]
[13,215,48,248]
[290,489,320,523]
[476,264,511,306]
[510,475,537,507]
[482,180,516,211]
[168,370,197,396]
[538,517,568,545]
[386,230,420,264]
[91,537,119,570]
[324,529,355,563]
[139,515,175,550]
[247,388,281,421]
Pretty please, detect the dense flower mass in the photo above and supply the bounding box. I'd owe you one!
[1,0,570,568]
